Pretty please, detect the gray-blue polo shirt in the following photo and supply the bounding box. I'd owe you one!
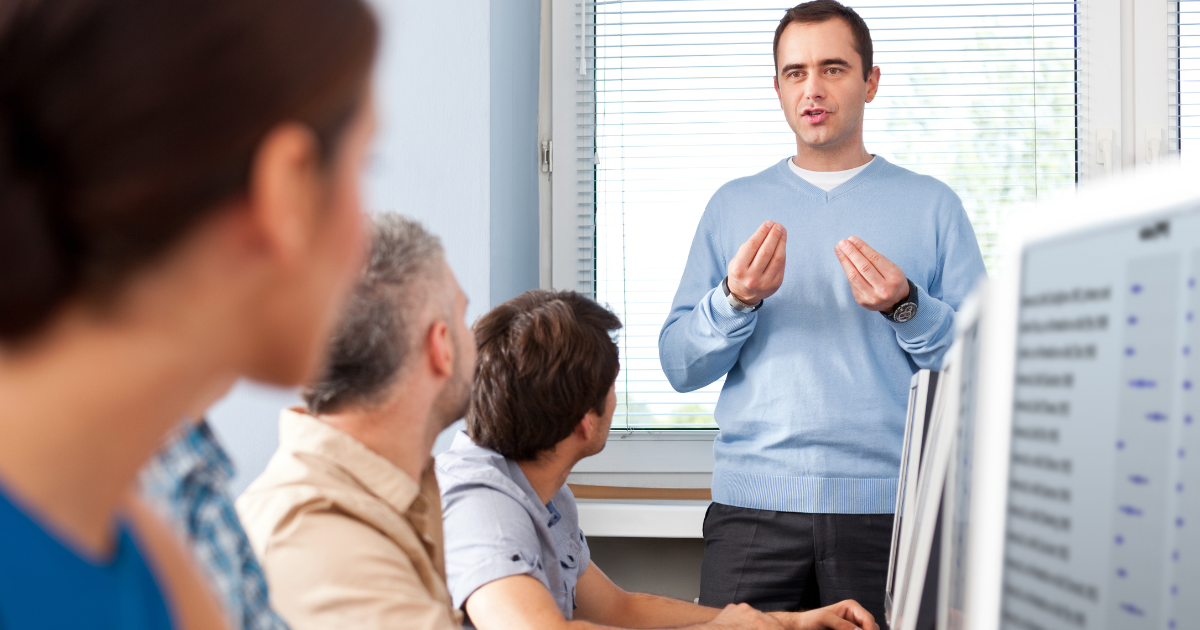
[435,431,590,622]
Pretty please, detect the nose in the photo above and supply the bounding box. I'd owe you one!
[803,73,826,103]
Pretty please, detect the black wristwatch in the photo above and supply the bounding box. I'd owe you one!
[720,277,763,313]
[882,279,919,323]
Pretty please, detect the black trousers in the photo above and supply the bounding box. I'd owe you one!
[699,502,893,629]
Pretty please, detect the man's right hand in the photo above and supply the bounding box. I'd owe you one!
[726,221,787,306]
[703,603,787,630]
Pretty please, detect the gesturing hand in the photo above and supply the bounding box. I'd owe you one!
[834,236,909,313]
[727,221,787,306]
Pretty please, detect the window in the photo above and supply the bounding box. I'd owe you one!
[1175,0,1200,159]
[550,0,1079,430]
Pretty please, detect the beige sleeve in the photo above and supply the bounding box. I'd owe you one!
[260,506,461,630]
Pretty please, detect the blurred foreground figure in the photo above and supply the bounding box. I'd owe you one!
[141,418,289,630]
[0,0,378,628]
[238,216,475,630]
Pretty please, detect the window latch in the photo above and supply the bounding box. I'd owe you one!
[540,140,553,174]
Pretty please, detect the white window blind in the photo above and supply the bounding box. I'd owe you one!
[571,0,1078,429]
[1174,0,1200,158]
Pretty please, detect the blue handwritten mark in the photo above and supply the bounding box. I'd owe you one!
[1117,440,1126,450]
[1129,474,1150,485]
[1192,277,1197,289]
[1129,315,1139,325]
[1181,448,1188,459]
[1121,603,1145,617]
[1187,380,1195,391]
[1174,550,1181,562]
[1178,483,1185,493]
[1120,505,1144,516]
[1171,620,1178,630]
[1148,412,1168,422]
[1191,312,1196,323]
[1117,567,1128,578]
[1132,284,1144,294]
[1126,347,1136,356]
[1188,415,1194,426]
[1173,585,1180,596]
[1115,535,1125,545]
[1186,346,1193,356]
[1129,379,1156,388]
[1178,517,1185,528]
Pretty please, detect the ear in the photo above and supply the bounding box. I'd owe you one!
[573,409,599,445]
[865,66,881,103]
[426,319,453,379]
[774,75,782,102]
[244,123,323,269]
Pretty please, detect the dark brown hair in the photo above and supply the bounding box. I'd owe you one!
[468,290,622,462]
[773,0,873,80]
[0,0,378,340]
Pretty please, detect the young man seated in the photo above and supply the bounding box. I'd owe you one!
[436,290,877,630]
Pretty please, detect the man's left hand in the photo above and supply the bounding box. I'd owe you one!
[768,599,878,630]
[834,236,909,313]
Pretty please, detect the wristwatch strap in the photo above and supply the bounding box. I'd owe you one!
[882,279,919,322]
[721,277,763,313]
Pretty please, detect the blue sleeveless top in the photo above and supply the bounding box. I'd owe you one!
[0,486,175,630]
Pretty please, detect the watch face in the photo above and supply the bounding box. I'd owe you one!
[892,302,917,323]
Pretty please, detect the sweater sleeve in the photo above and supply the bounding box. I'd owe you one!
[658,212,757,393]
[885,192,987,370]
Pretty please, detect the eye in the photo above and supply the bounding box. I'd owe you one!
[827,68,843,75]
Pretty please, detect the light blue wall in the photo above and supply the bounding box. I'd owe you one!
[489,0,542,306]
[210,0,540,495]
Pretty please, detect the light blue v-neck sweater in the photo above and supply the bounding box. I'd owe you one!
[659,156,986,514]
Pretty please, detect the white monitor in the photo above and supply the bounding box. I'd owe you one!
[891,293,983,630]
[886,368,940,626]
[961,162,1200,630]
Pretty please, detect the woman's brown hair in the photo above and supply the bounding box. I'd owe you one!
[0,0,378,340]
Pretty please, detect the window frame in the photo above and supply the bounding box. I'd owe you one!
[541,0,1166,482]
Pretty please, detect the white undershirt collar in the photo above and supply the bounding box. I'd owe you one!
[788,156,875,192]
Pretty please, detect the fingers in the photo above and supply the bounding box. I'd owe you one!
[834,244,873,297]
[732,221,776,270]
[836,239,886,288]
[727,221,787,305]
[829,600,877,630]
[847,236,898,277]
[817,611,863,630]
[749,223,787,275]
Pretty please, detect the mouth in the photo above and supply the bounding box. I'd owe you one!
[802,108,828,124]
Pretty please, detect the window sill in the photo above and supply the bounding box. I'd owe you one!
[576,498,710,539]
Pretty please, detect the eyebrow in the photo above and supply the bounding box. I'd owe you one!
[778,58,853,75]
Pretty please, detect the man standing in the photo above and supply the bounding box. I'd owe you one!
[237,215,475,629]
[658,0,986,622]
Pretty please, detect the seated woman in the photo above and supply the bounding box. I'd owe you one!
[0,1,377,628]
[437,290,877,630]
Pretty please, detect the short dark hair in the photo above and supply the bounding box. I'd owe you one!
[773,0,873,81]
[0,0,378,341]
[303,214,446,415]
[468,290,622,461]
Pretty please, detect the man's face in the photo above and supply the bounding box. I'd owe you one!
[774,19,879,154]
[431,266,475,430]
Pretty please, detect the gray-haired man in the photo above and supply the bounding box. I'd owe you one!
[237,214,476,630]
